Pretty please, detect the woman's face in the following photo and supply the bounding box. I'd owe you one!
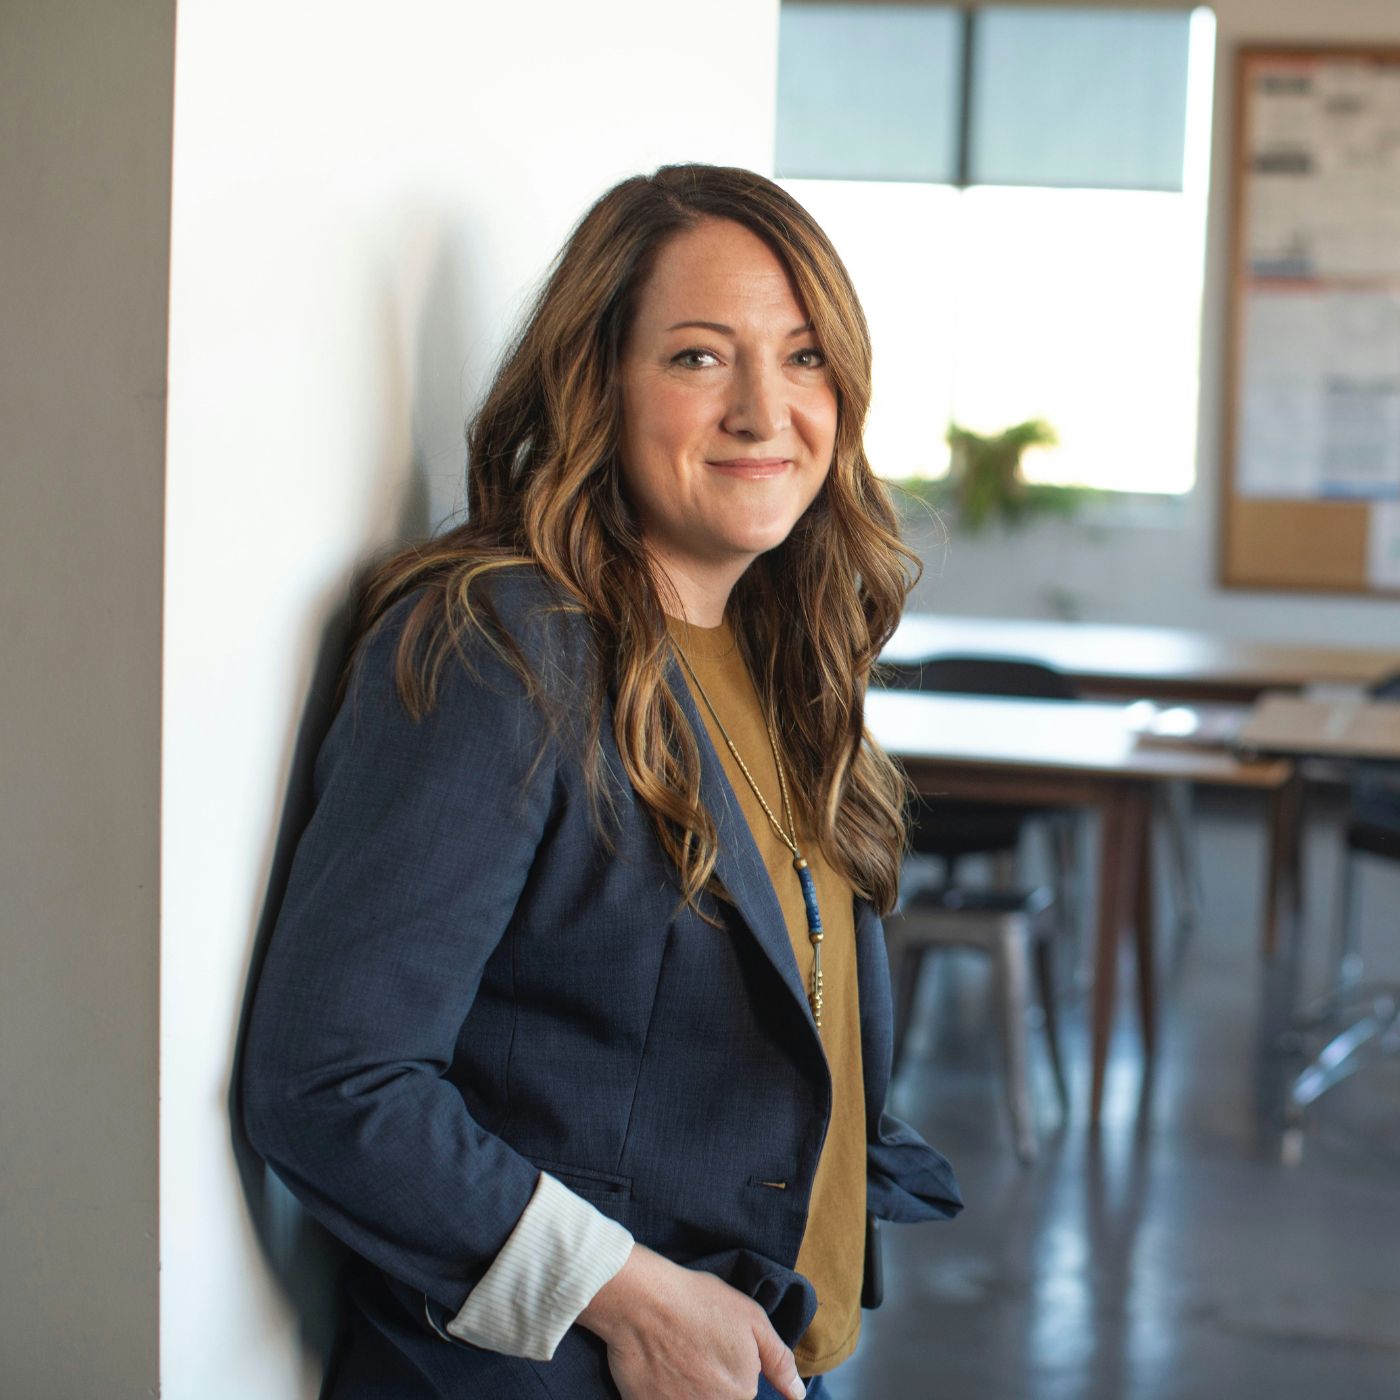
[617,217,837,599]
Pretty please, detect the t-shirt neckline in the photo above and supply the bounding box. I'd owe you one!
[663,611,738,662]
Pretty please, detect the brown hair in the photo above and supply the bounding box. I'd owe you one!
[343,163,920,916]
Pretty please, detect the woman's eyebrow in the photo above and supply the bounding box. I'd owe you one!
[664,319,815,336]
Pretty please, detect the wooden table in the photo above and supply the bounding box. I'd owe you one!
[866,689,1299,1127]
[1236,694,1400,762]
[882,615,1400,704]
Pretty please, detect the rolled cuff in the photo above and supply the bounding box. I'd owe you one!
[445,1169,635,1360]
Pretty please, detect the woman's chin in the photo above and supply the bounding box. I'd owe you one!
[724,519,805,560]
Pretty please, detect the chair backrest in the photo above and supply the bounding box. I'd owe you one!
[1353,669,1400,840]
[888,653,1080,702]
[1369,669,1400,702]
[885,652,1080,863]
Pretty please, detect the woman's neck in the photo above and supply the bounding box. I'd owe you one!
[646,546,749,628]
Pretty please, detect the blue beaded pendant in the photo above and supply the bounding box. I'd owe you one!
[794,857,824,1028]
[797,863,823,935]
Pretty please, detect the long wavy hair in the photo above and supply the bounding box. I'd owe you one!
[342,163,920,917]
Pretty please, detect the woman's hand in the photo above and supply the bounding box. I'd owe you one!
[577,1242,806,1400]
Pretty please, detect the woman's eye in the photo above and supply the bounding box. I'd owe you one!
[672,348,720,369]
[792,347,827,369]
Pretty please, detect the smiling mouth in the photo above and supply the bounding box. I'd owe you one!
[706,457,792,478]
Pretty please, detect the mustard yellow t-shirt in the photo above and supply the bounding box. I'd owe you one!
[666,611,866,1375]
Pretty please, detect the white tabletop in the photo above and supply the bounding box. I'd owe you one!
[866,689,1292,788]
[883,614,1400,693]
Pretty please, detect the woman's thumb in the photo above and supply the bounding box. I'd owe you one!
[754,1321,806,1400]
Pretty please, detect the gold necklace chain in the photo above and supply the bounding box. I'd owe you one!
[671,635,825,1029]
[672,644,799,856]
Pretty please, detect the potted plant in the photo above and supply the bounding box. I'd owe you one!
[894,418,1101,534]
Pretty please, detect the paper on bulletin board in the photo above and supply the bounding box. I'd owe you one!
[1237,292,1324,496]
[1367,500,1400,589]
[1247,63,1319,277]
[1310,62,1400,280]
[1247,61,1400,279]
[1238,288,1400,499]
[1319,290,1400,496]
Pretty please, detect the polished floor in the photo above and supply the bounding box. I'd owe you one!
[828,784,1400,1400]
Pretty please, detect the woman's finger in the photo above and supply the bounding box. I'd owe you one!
[752,1318,806,1400]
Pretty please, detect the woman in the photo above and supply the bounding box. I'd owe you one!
[241,162,962,1400]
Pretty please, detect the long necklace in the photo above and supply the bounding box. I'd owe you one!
[672,639,825,1030]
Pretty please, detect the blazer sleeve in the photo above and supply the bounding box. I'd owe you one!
[855,899,964,1225]
[240,591,631,1357]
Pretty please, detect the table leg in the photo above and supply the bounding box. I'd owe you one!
[1131,785,1157,1060]
[1261,771,1304,960]
[1090,786,1131,1127]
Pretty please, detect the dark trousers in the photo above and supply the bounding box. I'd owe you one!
[756,1369,832,1399]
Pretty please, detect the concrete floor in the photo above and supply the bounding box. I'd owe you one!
[828,784,1400,1400]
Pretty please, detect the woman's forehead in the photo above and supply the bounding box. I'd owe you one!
[631,220,809,334]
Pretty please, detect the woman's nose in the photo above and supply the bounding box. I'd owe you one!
[722,360,789,442]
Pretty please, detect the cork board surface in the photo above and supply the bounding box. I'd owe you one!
[1225,498,1371,591]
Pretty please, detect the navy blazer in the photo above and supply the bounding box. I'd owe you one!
[241,569,962,1399]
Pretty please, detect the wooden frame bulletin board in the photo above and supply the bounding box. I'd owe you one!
[1222,45,1400,595]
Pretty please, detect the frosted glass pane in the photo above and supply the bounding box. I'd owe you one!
[970,7,1193,191]
[777,3,961,182]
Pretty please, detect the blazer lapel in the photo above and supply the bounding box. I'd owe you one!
[664,653,818,1034]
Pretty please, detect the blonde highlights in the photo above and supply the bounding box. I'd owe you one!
[343,163,919,916]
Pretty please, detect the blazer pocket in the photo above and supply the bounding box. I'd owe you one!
[531,1157,633,1203]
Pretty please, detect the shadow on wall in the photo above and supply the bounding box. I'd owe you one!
[229,596,359,1392]
[226,225,475,1395]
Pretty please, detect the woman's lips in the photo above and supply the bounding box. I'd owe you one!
[705,457,792,479]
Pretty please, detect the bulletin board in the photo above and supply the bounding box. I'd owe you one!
[1222,45,1400,595]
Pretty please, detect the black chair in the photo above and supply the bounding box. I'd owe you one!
[1330,670,1400,992]
[1289,670,1400,1114]
[882,653,1083,933]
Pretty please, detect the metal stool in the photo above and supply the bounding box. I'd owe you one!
[885,883,1069,1161]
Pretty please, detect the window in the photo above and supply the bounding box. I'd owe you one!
[776,4,962,181]
[776,4,1217,495]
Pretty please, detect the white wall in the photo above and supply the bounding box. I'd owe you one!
[903,0,1400,647]
[0,3,171,1396]
[162,3,780,1397]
